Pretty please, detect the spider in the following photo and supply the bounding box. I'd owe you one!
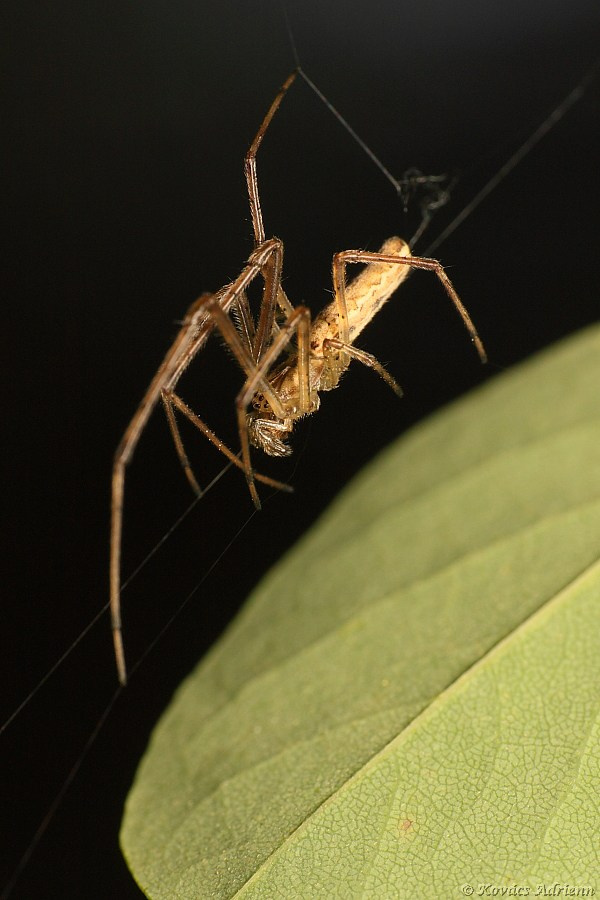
[110,70,487,684]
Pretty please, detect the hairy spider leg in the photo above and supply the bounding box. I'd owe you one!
[111,237,292,683]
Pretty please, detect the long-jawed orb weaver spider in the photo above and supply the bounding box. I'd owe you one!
[110,70,486,684]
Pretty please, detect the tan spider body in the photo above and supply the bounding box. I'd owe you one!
[110,71,486,684]
[246,235,413,457]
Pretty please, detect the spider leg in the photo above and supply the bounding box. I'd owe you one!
[245,70,297,246]
[331,251,351,349]
[111,237,300,682]
[163,390,293,493]
[323,338,403,397]
[407,253,486,362]
[161,391,203,496]
[334,248,487,363]
[111,292,218,684]
[252,227,284,364]
[230,290,256,351]
[111,243,289,683]
[243,70,298,357]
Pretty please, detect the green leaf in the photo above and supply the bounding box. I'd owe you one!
[121,326,600,899]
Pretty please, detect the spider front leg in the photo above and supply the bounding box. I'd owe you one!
[110,292,222,684]
[110,240,289,684]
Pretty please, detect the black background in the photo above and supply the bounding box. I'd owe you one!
[3,0,599,896]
